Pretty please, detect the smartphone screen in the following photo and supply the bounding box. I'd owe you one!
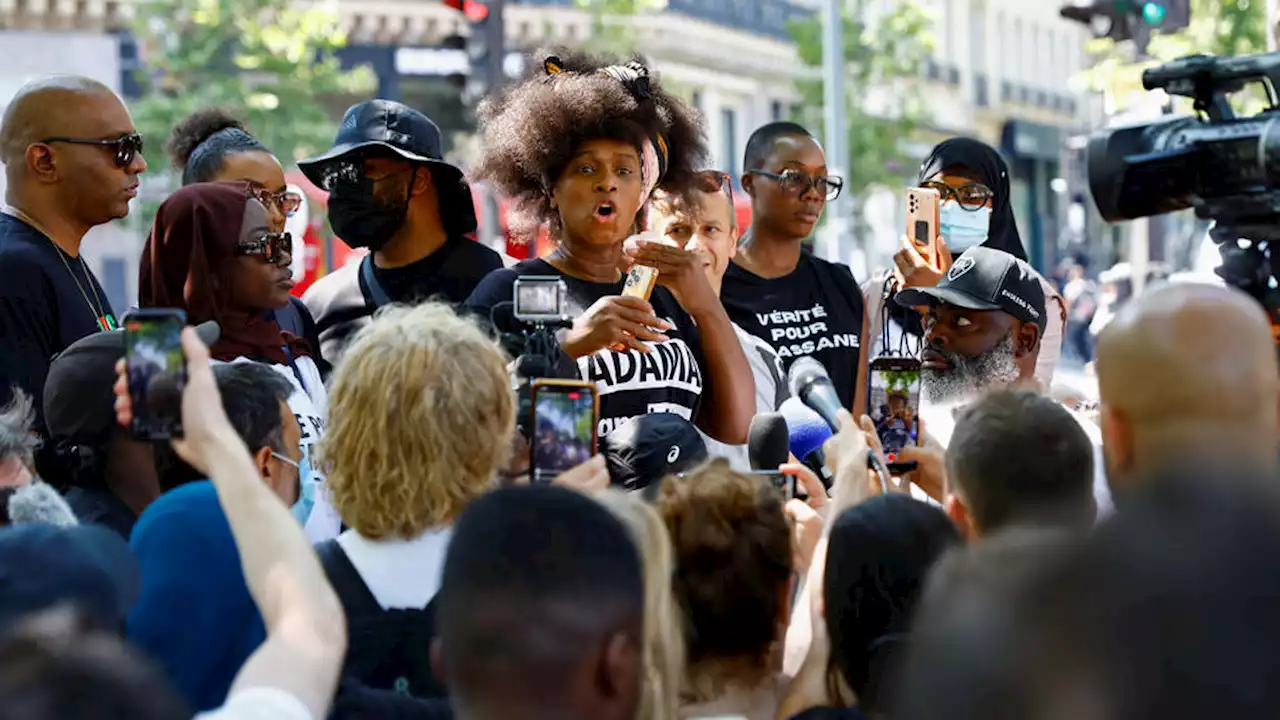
[530,382,598,484]
[868,359,922,462]
[125,310,187,440]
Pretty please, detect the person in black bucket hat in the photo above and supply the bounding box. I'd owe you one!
[298,99,504,365]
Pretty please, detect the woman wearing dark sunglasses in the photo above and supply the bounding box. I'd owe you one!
[139,181,331,535]
[721,121,869,414]
[165,109,322,369]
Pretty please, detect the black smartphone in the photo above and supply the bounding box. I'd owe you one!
[125,309,187,440]
[530,379,599,484]
[868,357,922,475]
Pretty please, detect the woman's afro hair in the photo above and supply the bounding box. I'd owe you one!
[474,48,707,238]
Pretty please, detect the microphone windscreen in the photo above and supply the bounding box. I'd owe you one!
[747,412,790,471]
[7,481,79,527]
[779,396,833,460]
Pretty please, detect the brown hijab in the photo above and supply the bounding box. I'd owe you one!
[139,181,309,364]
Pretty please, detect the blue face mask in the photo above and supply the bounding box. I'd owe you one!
[938,201,991,255]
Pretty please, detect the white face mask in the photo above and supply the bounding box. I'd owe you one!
[938,201,991,254]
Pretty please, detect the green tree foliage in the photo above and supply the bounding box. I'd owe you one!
[1077,0,1265,113]
[574,0,662,54]
[130,0,376,173]
[788,0,934,199]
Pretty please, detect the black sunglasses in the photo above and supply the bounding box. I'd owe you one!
[40,133,143,169]
[237,232,293,265]
[746,168,843,201]
[317,159,416,193]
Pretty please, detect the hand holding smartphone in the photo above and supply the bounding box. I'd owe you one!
[530,379,599,485]
[124,309,188,440]
[904,187,941,270]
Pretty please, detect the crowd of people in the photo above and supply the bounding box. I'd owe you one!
[0,48,1277,720]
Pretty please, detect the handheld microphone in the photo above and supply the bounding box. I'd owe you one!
[747,412,790,472]
[787,356,844,433]
[778,397,832,461]
[779,397,835,490]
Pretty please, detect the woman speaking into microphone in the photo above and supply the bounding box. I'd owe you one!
[464,50,753,445]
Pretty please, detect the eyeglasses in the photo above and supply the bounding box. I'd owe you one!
[237,232,293,265]
[746,169,843,201]
[40,133,144,169]
[249,186,304,217]
[919,179,994,210]
[270,451,299,469]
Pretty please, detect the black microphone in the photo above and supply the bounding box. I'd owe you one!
[747,412,790,472]
[787,356,844,433]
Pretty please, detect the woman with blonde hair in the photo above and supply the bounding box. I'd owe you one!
[596,489,686,720]
[312,301,514,701]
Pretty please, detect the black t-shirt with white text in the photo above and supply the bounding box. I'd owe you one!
[465,259,706,438]
[721,250,864,409]
[0,214,116,425]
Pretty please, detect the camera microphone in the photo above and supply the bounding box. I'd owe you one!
[779,397,835,489]
[747,412,790,472]
[787,356,844,433]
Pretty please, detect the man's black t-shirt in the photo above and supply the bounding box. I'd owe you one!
[721,250,864,409]
[302,236,503,366]
[465,259,707,439]
[0,213,116,424]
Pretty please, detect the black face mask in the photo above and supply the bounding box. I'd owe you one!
[327,168,416,252]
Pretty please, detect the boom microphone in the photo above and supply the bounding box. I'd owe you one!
[787,356,844,432]
[7,481,79,527]
[747,412,790,472]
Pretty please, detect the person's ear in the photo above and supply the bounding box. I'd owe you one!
[598,631,641,699]
[945,493,977,541]
[741,172,757,198]
[410,167,431,198]
[430,637,450,690]
[26,144,58,183]
[1014,320,1041,359]
[1100,402,1132,476]
[253,445,273,482]
[729,226,741,256]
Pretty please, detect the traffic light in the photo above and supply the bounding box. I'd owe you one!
[1059,0,1190,49]
[443,0,505,106]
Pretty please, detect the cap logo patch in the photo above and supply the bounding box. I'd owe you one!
[947,255,976,281]
[667,446,681,463]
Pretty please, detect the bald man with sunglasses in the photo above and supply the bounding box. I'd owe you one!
[0,75,148,482]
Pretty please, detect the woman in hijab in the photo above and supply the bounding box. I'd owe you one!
[863,137,1065,388]
[138,181,331,536]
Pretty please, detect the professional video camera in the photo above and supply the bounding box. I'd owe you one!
[1086,51,1280,330]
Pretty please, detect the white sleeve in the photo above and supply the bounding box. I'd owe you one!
[195,687,313,720]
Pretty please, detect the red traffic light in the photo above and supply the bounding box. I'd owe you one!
[443,0,489,22]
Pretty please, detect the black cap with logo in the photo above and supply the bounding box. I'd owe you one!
[601,414,708,501]
[895,246,1047,331]
[298,99,478,236]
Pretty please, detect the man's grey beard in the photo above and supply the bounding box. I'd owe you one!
[922,333,1021,406]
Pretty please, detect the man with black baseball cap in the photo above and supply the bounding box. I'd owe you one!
[299,100,503,365]
[896,246,1047,406]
